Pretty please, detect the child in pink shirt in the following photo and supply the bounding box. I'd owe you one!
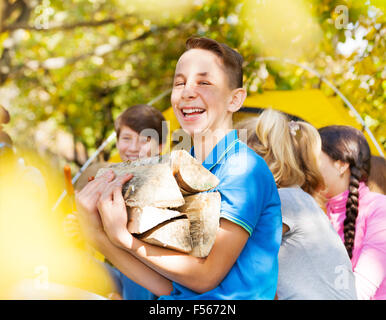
[319,125,386,300]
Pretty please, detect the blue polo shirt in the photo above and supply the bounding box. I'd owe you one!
[159,129,282,300]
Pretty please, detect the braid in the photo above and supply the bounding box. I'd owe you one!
[319,125,372,259]
[343,166,361,258]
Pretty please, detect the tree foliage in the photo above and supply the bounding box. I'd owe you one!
[0,0,384,168]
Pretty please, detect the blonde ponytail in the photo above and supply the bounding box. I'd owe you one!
[236,109,304,188]
[236,109,325,200]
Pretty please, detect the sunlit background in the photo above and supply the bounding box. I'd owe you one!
[0,149,116,299]
[0,0,385,299]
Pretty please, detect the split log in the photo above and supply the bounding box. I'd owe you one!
[96,162,184,208]
[138,217,192,253]
[179,192,221,258]
[127,206,184,234]
[121,151,220,193]
[95,152,222,255]
[170,150,220,194]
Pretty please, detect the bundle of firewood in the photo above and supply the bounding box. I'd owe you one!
[95,150,221,258]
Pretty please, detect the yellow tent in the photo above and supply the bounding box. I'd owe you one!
[161,89,384,157]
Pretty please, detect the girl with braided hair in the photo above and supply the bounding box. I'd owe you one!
[319,125,386,300]
[236,109,357,300]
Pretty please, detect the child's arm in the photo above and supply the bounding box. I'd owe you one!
[117,218,248,293]
[96,233,174,297]
[75,171,173,297]
[95,173,249,294]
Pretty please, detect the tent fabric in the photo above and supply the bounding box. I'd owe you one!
[162,89,383,156]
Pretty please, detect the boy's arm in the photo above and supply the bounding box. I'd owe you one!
[74,171,173,297]
[96,233,174,297]
[96,174,249,293]
[117,218,249,294]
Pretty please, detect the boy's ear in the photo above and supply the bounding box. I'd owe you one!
[228,88,247,113]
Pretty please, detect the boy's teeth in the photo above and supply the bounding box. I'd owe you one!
[183,108,204,114]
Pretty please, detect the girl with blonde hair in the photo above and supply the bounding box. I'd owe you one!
[236,109,357,300]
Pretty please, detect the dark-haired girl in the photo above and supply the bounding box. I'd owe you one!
[319,125,386,300]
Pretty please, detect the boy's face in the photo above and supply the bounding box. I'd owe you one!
[117,125,162,161]
[171,48,235,137]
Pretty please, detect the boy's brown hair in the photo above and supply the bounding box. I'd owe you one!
[114,104,167,144]
[185,37,243,89]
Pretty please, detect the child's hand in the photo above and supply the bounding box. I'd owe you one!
[97,173,134,248]
[75,170,115,248]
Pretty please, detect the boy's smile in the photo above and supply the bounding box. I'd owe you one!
[180,107,206,120]
[171,48,234,137]
[117,125,160,161]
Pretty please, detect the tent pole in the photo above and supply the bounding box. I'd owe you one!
[257,57,384,158]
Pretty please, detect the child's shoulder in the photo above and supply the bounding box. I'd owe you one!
[224,139,273,178]
[363,190,386,219]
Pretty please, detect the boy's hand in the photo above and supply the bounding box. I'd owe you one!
[97,173,134,248]
[74,170,115,248]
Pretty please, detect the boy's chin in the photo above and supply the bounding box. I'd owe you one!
[179,123,203,136]
[183,126,210,138]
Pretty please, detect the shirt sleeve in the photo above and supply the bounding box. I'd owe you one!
[353,199,386,300]
[217,150,278,236]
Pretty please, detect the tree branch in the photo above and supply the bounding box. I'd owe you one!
[1,21,195,85]
[4,26,167,82]
[0,0,4,32]
[1,14,133,33]
[1,0,31,31]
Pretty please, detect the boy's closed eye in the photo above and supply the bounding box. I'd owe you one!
[174,80,211,86]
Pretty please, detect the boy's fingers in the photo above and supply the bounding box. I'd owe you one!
[109,174,133,202]
[112,174,133,202]
[77,170,116,202]
[118,173,134,186]
[112,184,125,205]
[98,174,133,206]
[93,170,115,186]
[76,188,102,208]
[80,170,115,193]
[97,182,117,211]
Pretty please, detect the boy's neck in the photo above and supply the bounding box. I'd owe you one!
[192,127,234,164]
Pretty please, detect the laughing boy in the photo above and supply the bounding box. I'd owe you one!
[75,37,282,300]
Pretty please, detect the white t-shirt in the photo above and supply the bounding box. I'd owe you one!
[277,187,357,300]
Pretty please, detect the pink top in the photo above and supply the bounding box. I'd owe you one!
[327,182,386,300]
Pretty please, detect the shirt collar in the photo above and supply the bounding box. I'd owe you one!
[191,129,239,171]
[326,181,368,215]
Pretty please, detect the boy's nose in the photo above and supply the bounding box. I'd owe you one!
[127,138,140,151]
[181,82,198,100]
